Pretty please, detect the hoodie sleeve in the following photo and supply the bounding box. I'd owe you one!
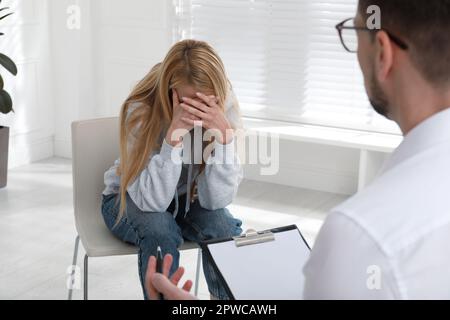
[197,88,244,210]
[126,140,183,213]
[197,139,243,210]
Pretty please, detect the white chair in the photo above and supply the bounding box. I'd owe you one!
[69,117,202,300]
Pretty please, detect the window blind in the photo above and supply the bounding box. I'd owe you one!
[173,0,400,134]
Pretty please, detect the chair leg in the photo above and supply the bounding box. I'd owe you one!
[84,254,89,300]
[194,248,202,297]
[68,235,80,300]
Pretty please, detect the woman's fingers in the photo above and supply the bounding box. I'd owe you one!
[207,95,219,105]
[187,114,201,121]
[181,117,202,127]
[180,103,209,119]
[181,97,210,113]
[145,256,159,300]
[196,92,219,108]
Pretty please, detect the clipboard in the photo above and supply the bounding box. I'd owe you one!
[200,225,311,300]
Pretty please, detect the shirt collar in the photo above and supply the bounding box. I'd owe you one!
[381,107,450,174]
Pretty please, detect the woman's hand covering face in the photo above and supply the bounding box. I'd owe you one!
[180,92,233,144]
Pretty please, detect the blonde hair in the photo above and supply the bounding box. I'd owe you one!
[116,39,234,220]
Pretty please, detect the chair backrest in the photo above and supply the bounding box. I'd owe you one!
[71,117,120,248]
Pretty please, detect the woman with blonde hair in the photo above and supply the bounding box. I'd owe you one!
[101,39,243,300]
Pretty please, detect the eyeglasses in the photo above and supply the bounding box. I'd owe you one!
[336,18,409,53]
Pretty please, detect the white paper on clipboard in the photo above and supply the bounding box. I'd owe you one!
[205,227,310,300]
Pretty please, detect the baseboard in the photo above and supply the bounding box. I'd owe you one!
[9,134,54,169]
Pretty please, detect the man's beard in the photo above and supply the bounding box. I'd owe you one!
[369,73,390,118]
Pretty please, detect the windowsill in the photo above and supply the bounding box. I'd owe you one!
[243,117,403,153]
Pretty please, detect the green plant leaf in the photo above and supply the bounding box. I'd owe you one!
[0,12,13,21]
[0,5,10,37]
[0,89,13,114]
[0,53,17,75]
[0,74,3,90]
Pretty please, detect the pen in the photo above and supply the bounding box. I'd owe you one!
[156,246,165,300]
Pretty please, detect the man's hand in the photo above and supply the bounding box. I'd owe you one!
[145,253,197,300]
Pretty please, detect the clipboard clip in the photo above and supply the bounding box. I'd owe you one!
[233,229,275,247]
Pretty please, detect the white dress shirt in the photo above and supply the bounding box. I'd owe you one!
[303,108,450,300]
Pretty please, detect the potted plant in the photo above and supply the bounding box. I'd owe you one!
[0,1,17,189]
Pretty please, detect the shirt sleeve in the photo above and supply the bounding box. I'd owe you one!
[302,212,401,300]
[197,139,243,210]
[127,140,183,213]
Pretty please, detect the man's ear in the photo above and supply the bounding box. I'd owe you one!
[375,30,394,82]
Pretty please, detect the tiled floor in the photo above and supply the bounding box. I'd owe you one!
[0,158,348,300]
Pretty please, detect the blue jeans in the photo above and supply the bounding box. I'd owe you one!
[101,192,243,300]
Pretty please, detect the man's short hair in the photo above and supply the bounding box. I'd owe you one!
[359,0,450,87]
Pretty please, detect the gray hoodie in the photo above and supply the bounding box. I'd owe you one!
[102,90,243,218]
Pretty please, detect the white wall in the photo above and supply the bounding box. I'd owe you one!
[50,0,96,158]
[1,0,54,168]
[244,140,360,195]
[91,0,173,118]
[50,0,173,158]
